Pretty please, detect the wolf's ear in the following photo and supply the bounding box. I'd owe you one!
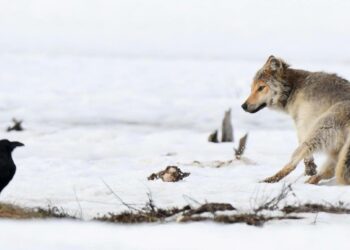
[265,55,289,73]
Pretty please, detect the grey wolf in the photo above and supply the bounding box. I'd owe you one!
[0,140,24,193]
[242,55,350,185]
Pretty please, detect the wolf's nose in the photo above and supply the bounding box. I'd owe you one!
[241,102,248,111]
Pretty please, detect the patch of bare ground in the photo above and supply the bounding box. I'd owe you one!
[282,202,350,214]
[0,203,75,220]
[2,184,350,226]
[183,203,235,216]
[95,184,350,226]
[97,206,191,224]
[178,213,300,226]
[94,186,301,226]
[95,201,301,226]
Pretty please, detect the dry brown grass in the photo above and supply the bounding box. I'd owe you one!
[2,184,349,226]
[282,202,350,215]
[0,203,75,220]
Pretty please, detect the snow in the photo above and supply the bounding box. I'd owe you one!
[1,219,350,250]
[2,0,350,61]
[1,0,350,249]
[2,56,349,217]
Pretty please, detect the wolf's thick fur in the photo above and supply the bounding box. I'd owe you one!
[242,55,350,185]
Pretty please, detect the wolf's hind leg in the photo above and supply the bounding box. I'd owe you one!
[306,154,337,184]
[335,136,350,185]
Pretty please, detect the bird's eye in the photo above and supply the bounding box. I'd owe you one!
[257,86,265,92]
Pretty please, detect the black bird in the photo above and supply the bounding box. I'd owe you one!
[0,139,24,193]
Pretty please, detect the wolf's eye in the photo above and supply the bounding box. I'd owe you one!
[257,86,265,92]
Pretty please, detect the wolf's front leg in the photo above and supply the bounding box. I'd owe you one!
[263,142,314,183]
[263,163,297,183]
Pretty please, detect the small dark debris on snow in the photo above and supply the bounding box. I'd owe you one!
[234,133,248,160]
[147,166,190,182]
[208,130,219,143]
[7,118,24,132]
[164,152,177,157]
[208,108,234,143]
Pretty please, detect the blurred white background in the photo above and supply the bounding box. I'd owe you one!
[1,2,350,249]
[1,0,350,61]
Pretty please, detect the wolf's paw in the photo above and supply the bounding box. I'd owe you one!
[305,175,320,185]
[304,162,317,176]
[261,176,280,183]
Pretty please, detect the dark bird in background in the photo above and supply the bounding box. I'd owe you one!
[0,139,24,194]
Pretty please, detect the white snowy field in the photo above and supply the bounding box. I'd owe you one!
[1,219,350,250]
[1,55,350,215]
[1,0,350,249]
[0,55,350,249]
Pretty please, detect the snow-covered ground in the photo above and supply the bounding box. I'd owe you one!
[1,54,350,250]
[1,219,350,250]
[1,0,350,249]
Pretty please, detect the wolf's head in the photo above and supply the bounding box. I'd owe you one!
[242,55,291,113]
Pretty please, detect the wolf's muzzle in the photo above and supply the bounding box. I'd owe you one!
[241,102,266,113]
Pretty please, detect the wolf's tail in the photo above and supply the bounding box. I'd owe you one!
[335,134,350,185]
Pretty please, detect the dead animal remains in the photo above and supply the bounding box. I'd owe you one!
[148,166,190,182]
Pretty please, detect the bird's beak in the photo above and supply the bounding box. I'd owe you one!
[11,141,24,148]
